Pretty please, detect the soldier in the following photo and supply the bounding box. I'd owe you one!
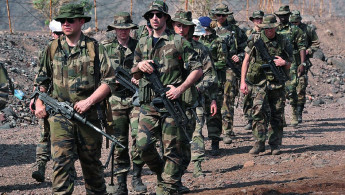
[275,5,306,127]
[131,20,152,40]
[289,10,320,123]
[171,10,218,180]
[103,12,146,194]
[131,1,203,194]
[211,3,247,144]
[34,4,115,194]
[0,62,10,110]
[198,16,223,156]
[243,10,264,131]
[31,20,66,183]
[240,14,293,155]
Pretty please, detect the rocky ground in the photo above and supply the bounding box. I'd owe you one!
[0,17,345,194]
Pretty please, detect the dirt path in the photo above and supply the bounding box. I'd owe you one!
[1,101,345,194]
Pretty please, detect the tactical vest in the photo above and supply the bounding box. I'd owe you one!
[246,33,288,85]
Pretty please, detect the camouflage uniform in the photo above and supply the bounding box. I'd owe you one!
[275,5,306,126]
[0,62,10,110]
[243,10,265,130]
[244,15,293,154]
[290,11,320,122]
[35,4,115,194]
[211,3,247,143]
[103,12,147,194]
[133,2,202,193]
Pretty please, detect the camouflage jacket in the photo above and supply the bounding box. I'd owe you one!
[190,39,218,101]
[298,23,320,58]
[0,63,10,109]
[35,33,115,118]
[134,29,202,106]
[245,31,293,89]
[245,28,260,37]
[199,28,218,49]
[212,21,247,71]
[277,23,306,66]
[131,25,150,41]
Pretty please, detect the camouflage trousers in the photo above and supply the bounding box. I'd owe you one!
[136,104,192,192]
[220,69,239,135]
[191,95,222,162]
[48,114,106,194]
[297,73,308,107]
[109,95,144,175]
[251,84,286,146]
[243,84,253,123]
[286,66,298,107]
[35,118,51,163]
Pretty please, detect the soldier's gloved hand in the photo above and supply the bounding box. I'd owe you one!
[231,55,240,63]
[138,60,154,74]
[166,85,182,100]
[297,64,305,77]
[210,100,217,116]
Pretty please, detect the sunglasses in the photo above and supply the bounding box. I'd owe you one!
[60,18,76,24]
[216,14,227,17]
[147,12,164,19]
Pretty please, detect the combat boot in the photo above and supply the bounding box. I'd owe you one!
[244,120,252,130]
[223,134,233,144]
[32,161,46,182]
[297,105,303,123]
[270,145,281,155]
[131,163,147,193]
[210,140,220,156]
[291,107,299,127]
[115,173,128,195]
[193,161,205,178]
[177,180,190,194]
[249,141,265,155]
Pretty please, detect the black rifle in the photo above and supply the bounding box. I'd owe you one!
[114,66,138,93]
[222,32,241,77]
[30,89,125,148]
[144,62,191,142]
[253,38,289,84]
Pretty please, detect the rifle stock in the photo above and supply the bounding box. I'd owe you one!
[114,66,138,93]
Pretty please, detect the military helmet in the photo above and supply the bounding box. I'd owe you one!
[107,12,138,31]
[143,1,170,20]
[258,14,279,29]
[171,9,195,26]
[55,4,91,23]
[249,10,264,21]
[212,3,233,15]
[274,5,291,16]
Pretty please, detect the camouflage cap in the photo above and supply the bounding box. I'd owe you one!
[171,9,195,26]
[290,10,302,22]
[212,3,233,15]
[143,1,170,20]
[249,10,264,21]
[55,4,91,23]
[107,12,138,31]
[257,14,279,29]
[274,5,291,16]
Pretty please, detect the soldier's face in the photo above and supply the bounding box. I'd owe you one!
[172,21,190,38]
[264,28,276,39]
[115,28,130,41]
[253,18,263,26]
[216,14,228,24]
[61,18,85,36]
[149,11,167,31]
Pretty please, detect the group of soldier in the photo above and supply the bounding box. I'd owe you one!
[0,0,320,194]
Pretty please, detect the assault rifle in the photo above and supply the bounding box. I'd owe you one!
[114,66,138,93]
[253,38,289,84]
[30,89,125,148]
[145,62,191,142]
[222,32,241,77]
